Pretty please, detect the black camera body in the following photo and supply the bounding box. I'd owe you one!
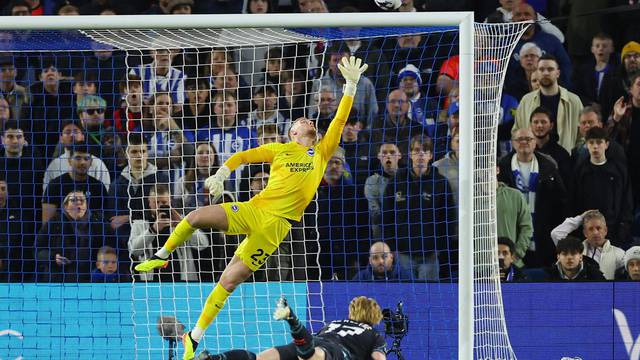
[382,301,409,337]
[157,205,172,219]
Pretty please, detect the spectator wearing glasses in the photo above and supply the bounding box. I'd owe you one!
[498,128,567,267]
[42,140,109,223]
[370,89,426,157]
[36,190,114,282]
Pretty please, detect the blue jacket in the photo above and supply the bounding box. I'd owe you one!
[512,25,572,88]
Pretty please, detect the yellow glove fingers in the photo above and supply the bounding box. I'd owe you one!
[337,63,346,75]
[360,63,368,73]
[354,57,362,69]
[341,56,350,68]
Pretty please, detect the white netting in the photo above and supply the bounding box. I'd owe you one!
[472,22,530,360]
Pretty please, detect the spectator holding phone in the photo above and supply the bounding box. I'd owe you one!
[128,183,208,282]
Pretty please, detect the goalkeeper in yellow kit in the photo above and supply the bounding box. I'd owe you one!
[135,56,368,360]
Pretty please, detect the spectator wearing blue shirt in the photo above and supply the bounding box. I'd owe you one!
[197,91,256,192]
[129,48,186,112]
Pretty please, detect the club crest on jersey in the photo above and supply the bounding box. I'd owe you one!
[231,204,239,212]
[306,148,315,157]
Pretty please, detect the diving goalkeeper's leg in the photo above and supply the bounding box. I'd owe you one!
[273,297,316,359]
[134,205,229,272]
[183,255,254,360]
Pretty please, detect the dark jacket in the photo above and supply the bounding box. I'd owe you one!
[606,106,640,204]
[572,60,622,118]
[570,159,633,247]
[0,206,33,282]
[498,151,568,267]
[538,140,572,187]
[544,258,606,281]
[317,179,370,280]
[500,264,528,282]
[352,260,414,281]
[381,166,456,254]
[35,211,114,282]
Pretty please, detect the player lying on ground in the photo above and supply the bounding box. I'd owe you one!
[134,56,368,360]
[198,296,387,360]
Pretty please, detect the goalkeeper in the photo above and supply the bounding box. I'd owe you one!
[135,56,368,360]
[199,296,387,360]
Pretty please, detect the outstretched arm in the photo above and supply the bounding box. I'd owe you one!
[318,56,368,158]
[204,145,277,200]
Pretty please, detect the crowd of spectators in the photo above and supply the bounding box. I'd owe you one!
[0,0,640,283]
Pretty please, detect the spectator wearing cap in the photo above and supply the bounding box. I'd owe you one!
[551,210,625,280]
[0,55,29,121]
[166,0,193,14]
[382,134,456,281]
[570,127,633,248]
[245,84,288,136]
[616,41,640,93]
[615,246,640,281]
[30,57,74,158]
[398,64,441,134]
[318,146,368,279]
[129,47,186,111]
[78,95,111,148]
[43,120,110,192]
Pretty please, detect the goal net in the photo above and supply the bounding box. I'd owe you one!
[0,14,528,360]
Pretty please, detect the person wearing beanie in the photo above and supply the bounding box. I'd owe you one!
[615,246,640,280]
[397,63,443,157]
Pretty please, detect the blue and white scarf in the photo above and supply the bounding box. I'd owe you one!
[511,154,539,215]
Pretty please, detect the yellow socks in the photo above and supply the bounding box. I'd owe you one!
[191,284,231,342]
[156,218,197,258]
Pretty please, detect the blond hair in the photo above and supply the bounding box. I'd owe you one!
[348,296,383,326]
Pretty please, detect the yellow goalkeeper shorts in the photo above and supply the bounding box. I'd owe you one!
[220,201,292,272]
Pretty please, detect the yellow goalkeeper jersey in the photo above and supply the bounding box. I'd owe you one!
[223,95,354,221]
